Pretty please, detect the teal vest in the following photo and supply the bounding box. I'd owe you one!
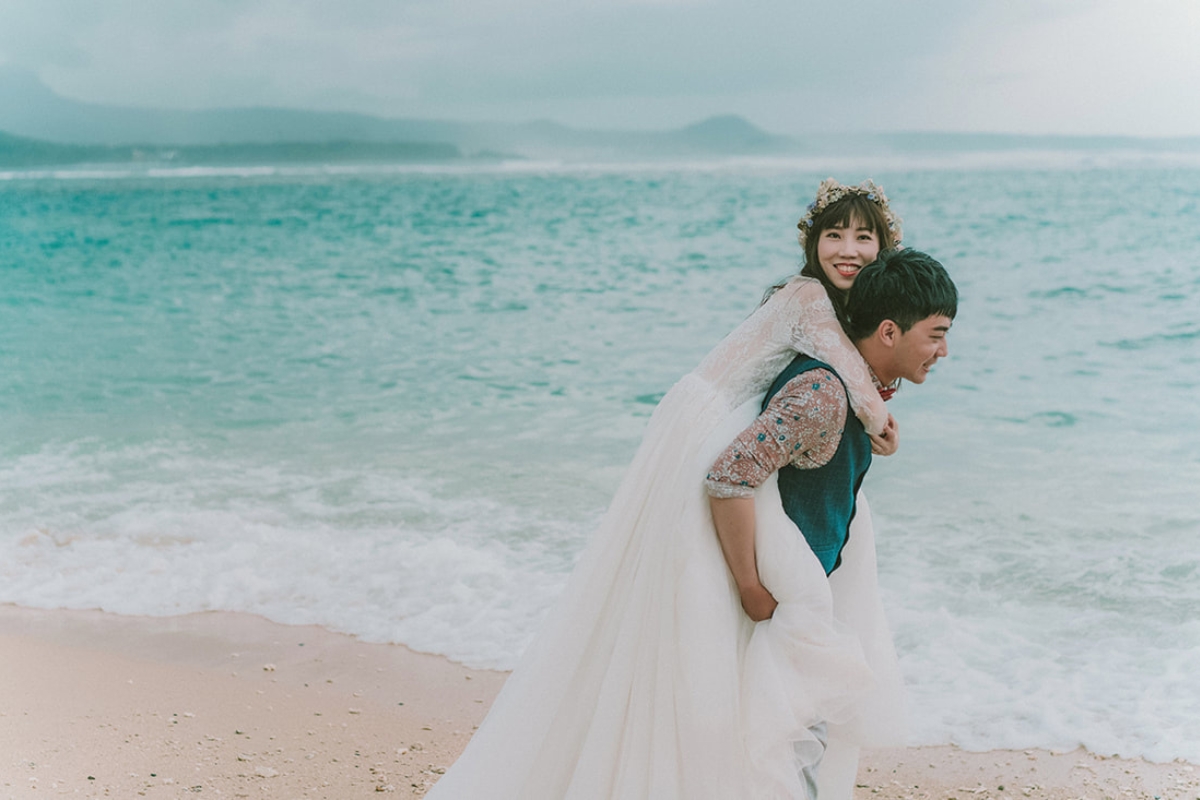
[764,356,873,575]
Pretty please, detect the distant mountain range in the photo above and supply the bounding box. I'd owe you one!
[0,67,801,162]
[2,66,1198,167]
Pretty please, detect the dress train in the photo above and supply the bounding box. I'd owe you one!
[427,279,905,799]
[427,384,901,799]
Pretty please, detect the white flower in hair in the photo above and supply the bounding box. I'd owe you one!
[796,177,903,248]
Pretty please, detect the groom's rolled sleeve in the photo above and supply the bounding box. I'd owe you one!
[704,367,847,499]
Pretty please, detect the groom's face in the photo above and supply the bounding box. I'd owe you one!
[891,315,952,384]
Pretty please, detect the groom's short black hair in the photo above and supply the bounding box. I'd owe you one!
[845,249,958,341]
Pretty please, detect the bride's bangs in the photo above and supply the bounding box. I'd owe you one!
[820,194,892,248]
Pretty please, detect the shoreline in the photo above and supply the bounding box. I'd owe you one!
[0,604,507,797]
[2,605,1195,799]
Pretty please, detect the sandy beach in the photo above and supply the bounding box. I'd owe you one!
[2,605,1195,800]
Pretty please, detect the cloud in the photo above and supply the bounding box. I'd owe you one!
[0,0,974,124]
[390,1,977,115]
[902,0,1200,135]
[0,0,1197,135]
[0,1,430,110]
[0,1,103,70]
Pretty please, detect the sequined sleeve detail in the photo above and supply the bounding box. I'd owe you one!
[704,368,848,499]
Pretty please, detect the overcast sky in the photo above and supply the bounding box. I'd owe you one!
[1,0,1197,137]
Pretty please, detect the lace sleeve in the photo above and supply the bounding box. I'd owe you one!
[785,280,888,436]
[704,368,847,498]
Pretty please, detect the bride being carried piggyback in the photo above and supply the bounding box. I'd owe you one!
[426,178,957,799]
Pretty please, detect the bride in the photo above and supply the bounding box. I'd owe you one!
[426,179,908,800]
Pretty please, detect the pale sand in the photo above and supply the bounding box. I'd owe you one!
[2,605,1196,800]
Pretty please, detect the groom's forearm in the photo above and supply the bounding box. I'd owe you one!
[709,495,761,591]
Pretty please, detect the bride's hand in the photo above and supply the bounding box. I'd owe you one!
[739,582,778,622]
[869,413,900,456]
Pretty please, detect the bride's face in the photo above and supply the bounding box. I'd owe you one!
[816,216,880,291]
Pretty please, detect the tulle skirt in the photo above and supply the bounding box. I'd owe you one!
[426,374,905,800]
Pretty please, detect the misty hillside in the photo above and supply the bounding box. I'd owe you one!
[0,67,795,158]
[3,67,1197,163]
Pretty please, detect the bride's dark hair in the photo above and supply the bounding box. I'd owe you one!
[763,193,898,326]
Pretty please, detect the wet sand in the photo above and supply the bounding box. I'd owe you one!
[1,605,1195,799]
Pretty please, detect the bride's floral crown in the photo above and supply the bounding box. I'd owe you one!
[796,178,903,248]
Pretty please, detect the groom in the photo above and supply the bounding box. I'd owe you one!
[704,247,957,796]
[706,246,955,612]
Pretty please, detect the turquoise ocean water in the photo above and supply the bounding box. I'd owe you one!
[2,156,1198,762]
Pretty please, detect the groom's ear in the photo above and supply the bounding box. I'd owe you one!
[877,319,901,347]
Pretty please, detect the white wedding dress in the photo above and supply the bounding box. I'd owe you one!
[426,278,906,800]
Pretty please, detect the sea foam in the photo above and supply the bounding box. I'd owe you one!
[2,162,1198,761]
